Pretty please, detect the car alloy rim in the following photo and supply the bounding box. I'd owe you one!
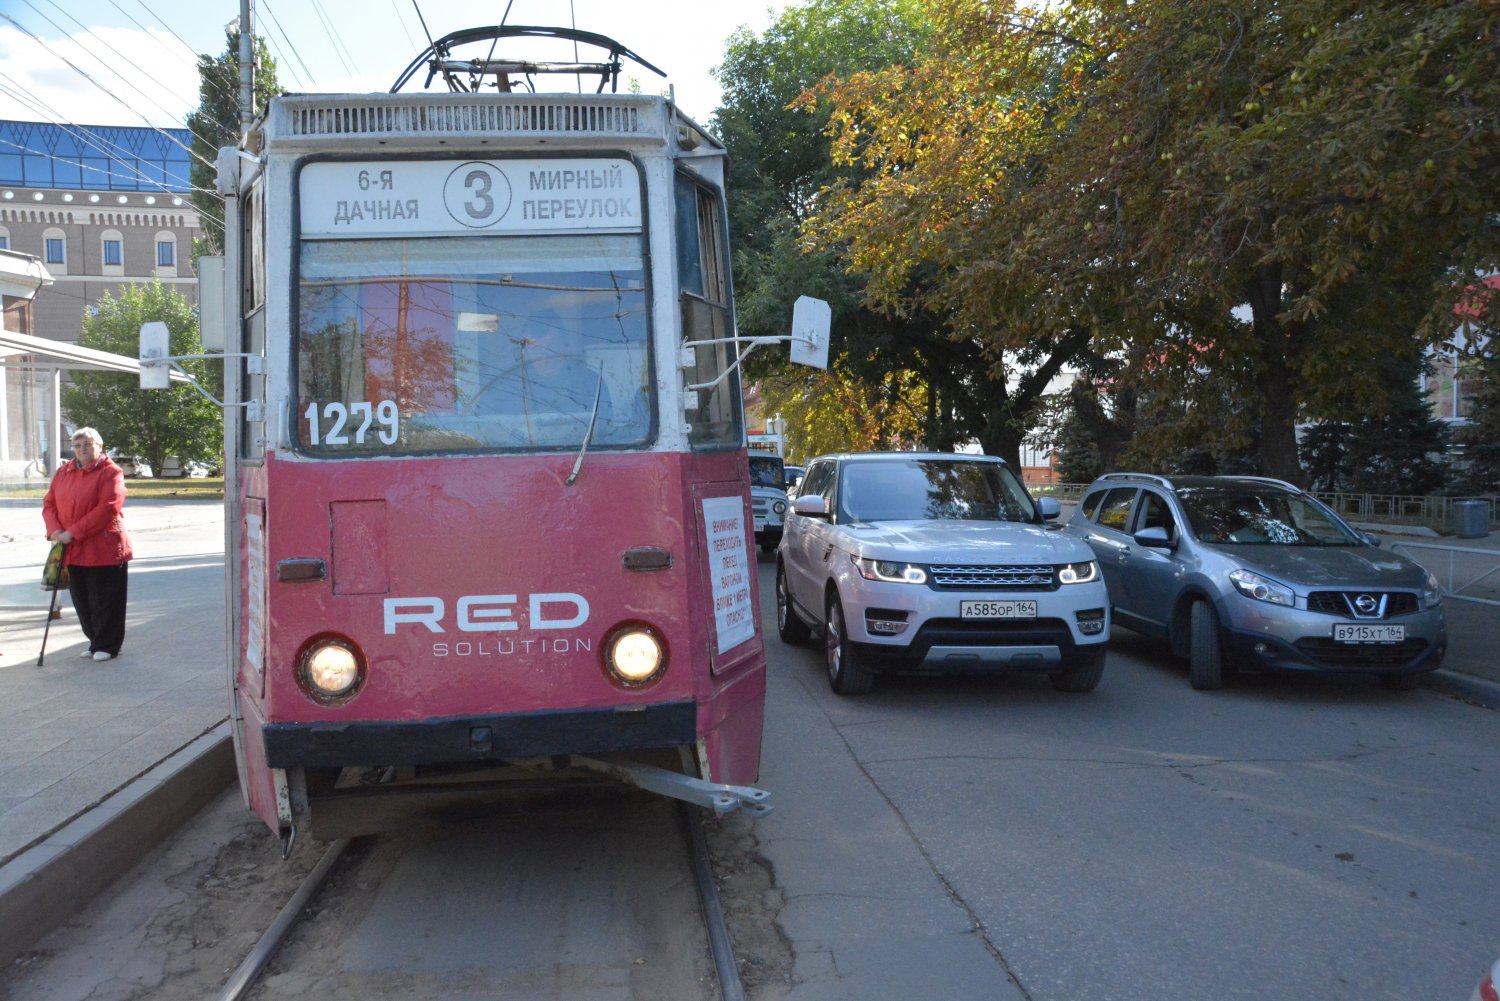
[827,602,843,680]
[777,572,789,628]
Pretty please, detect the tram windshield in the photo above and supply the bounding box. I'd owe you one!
[297,233,652,454]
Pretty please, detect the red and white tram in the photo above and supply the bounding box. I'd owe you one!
[174,28,826,846]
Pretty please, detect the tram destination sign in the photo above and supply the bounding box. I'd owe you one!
[300,158,641,238]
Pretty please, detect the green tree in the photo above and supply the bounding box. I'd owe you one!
[714,1,968,452]
[805,0,1500,483]
[1300,352,1451,494]
[63,281,221,475]
[186,29,280,254]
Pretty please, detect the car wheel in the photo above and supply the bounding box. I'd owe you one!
[1379,672,1420,692]
[1188,600,1224,691]
[776,564,811,644]
[825,593,875,695]
[1049,646,1106,693]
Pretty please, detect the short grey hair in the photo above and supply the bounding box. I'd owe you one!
[71,427,103,447]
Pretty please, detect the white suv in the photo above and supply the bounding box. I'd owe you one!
[748,453,789,553]
[776,452,1110,694]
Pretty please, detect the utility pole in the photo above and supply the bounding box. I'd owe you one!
[239,0,254,137]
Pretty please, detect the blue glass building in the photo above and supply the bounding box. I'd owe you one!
[0,120,193,193]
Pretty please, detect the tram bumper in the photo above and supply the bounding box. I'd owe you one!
[261,702,772,839]
[263,701,698,768]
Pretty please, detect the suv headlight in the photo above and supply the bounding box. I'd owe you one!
[1422,570,1443,608]
[853,556,928,584]
[1058,560,1099,585]
[1228,569,1295,607]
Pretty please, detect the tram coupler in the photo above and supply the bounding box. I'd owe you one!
[564,755,773,816]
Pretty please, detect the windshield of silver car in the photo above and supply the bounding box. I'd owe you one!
[1176,487,1361,545]
[838,459,1038,523]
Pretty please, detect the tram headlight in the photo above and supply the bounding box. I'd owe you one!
[604,624,667,686]
[297,636,365,703]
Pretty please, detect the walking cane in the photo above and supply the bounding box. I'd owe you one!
[38,583,60,667]
[38,543,64,667]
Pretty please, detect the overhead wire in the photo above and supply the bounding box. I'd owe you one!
[256,0,316,90]
[23,0,219,152]
[0,11,216,174]
[387,0,420,52]
[308,0,358,78]
[120,0,261,115]
[0,70,218,201]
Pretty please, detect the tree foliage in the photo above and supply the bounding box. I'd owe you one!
[186,30,280,254]
[714,0,980,452]
[755,355,929,462]
[804,0,1500,482]
[63,281,222,475]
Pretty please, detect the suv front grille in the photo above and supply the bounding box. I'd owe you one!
[928,564,1057,590]
[1307,591,1418,618]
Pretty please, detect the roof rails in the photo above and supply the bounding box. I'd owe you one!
[391,25,666,95]
[1096,472,1175,489]
[1229,475,1301,491]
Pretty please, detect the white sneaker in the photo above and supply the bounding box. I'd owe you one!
[92,651,113,662]
[80,650,94,659]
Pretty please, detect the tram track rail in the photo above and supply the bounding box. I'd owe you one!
[214,802,747,1001]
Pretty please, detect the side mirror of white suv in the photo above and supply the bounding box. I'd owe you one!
[792,495,829,518]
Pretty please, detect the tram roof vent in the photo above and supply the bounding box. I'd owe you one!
[269,94,669,146]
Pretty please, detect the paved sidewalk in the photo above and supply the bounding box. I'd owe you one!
[0,496,235,964]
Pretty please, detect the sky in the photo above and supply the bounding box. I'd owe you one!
[0,0,792,132]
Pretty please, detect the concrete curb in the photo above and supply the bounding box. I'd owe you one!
[0,725,235,968]
[1425,668,1500,710]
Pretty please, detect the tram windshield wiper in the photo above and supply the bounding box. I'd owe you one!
[565,366,606,486]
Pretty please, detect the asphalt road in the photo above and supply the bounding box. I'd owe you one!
[750,553,1500,1001]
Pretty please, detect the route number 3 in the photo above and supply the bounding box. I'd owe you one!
[443,161,511,228]
[304,400,399,446]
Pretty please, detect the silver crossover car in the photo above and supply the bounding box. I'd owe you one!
[776,452,1110,694]
[1063,473,1446,690]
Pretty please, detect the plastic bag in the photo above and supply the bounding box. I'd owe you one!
[42,542,69,591]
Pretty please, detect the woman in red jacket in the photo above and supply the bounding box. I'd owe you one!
[43,427,134,662]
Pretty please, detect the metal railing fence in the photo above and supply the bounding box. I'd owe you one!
[1387,541,1500,606]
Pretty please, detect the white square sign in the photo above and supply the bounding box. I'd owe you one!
[702,496,755,654]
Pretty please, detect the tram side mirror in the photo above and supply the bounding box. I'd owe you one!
[790,296,831,370]
[139,322,170,390]
[197,256,225,351]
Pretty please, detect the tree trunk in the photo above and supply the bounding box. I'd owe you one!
[1245,264,1306,486]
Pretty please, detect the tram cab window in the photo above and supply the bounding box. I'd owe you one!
[676,171,741,450]
[296,231,653,455]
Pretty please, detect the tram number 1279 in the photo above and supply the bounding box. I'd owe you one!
[304,400,400,447]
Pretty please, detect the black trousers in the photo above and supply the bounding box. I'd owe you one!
[67,562,129,656]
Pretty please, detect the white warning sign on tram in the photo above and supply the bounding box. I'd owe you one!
[299,158,641,238]
[702,496,755,654]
